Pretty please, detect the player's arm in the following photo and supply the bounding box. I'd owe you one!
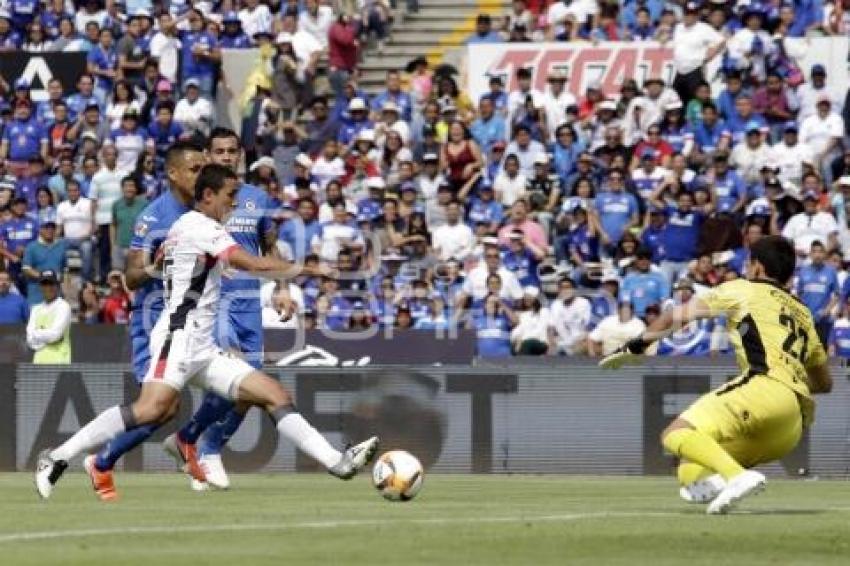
[599,298,715,369]
[807,363,833,394]
[226,246,330,280]
[125,248,159,290]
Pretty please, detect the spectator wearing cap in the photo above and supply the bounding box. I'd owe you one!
[587,299,646,357]
[671,1,725,103]
[22,221,66,305]
[327,15,359,101]
[640,78,680,130]
[800,94,844,183]
[797,64,842,123]
[174,78,214,137]
[503,229,544,288]
[0,270,28,324]
[631,148,668,202]
[771,122,812,191]
[55,178,95,282]
[150,13,182,84]
[179,8,220,97]
[0,99,47,175]
[706,152,746,215]
[797,240,839,345]
[468,13,502,44]
[470,96,507,155]
[0,196,38,289]
[467,183,504,234]
[782,190,839,254]
[66,101,109,148]
[730,120,772,187]
[26,269,71,363]
[337,98,373,147]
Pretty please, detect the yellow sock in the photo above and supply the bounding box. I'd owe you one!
[677,460,714,486]
[663,428,744,481]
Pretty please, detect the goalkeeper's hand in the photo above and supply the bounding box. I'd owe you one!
[598,336,650,370]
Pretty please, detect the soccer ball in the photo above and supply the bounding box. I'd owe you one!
[371,450,424,501]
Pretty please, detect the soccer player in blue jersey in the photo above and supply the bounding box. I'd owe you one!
[83,140,203,501]
[165,127,278,491]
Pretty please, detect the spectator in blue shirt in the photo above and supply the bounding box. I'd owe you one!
[797,240,839,345]
[219,12,252,48]
[502,229,544,288]
[88,27,118,106]
[620,247,670,317]
[278,197,321,262]
[472,293,516,357]
[0,270,28,323]
[370,71,413,123]
[467,183,503,233]
[467,13,502,44]
[21,220,66,305]
[1,99,47,167]
[641,205,667,263]
[180,8,220,97]
[594,169,639,250]
[66,74,101,122]
[654,191,705,283]
[15,156,49,211]
[470,96,506,154]
[708,153,746,214]
[0,195,38,291]
[827,304,850,358]
[726,95,767,144]
[693,102,731,158]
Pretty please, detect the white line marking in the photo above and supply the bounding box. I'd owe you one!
[0,512,674,544]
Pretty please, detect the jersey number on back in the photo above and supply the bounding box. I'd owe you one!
[779,314,809,364]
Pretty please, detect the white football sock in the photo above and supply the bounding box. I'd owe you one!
[50,406,126,462]
[275,413,341,469]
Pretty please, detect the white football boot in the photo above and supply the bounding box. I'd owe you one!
[199,453,230,490]
[679,474,726,504]
[328,436,379,480]
[35,449,68,500]
[706,470,766,515]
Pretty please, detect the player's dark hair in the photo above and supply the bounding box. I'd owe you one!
[165,139,205,169]
[208,127,240,149]
[194,164,238,202]
[750,235,796,284]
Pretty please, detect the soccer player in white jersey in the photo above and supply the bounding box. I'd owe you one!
[35,164,379,498]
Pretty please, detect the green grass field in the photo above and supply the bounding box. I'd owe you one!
[2,472,849,565]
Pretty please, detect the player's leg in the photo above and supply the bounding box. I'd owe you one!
[36,381,181,499]
[86,321,163,501]
[197,311,265,488]
[676,461,725,504]
[201,356,378,478]
[36,332,189,499]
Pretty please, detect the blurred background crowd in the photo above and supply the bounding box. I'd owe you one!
[3,0,850,359]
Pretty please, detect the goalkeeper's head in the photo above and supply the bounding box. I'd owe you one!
[747,235,796,286]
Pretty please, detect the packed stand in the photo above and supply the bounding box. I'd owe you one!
[3,1,850,360]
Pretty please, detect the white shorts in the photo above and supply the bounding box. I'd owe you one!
[143,329,255,400]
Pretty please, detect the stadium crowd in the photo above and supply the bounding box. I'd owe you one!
[4,0,850,359]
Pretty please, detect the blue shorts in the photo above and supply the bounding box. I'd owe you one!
[217,308,263,370]
[130,309,161,383]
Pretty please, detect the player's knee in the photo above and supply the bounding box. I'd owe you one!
[661,418,692,446]
[134,397,178,425]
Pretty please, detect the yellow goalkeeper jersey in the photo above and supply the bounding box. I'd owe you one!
[700,278,827,401]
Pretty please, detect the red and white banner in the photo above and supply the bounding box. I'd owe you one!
[466,42,675,102]
[466,38,849,103]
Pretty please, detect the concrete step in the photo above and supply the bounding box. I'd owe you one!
[394,21,476,33]
[388,32,471,46]
[415,0,506,7]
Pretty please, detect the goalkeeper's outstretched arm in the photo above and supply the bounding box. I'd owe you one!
[599,298,715,369]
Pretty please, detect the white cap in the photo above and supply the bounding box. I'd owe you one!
[382,101,400,113]
[366,176,386,189]
[275,32,294,44]
[356,129,375,143]
[348,97,367,111]
[601,269,620,283]
[533,153,549,165]
[295,153,313,169]
[665,100,683,111]
[598,100,617,111]
[249,156,275,172]
[523,286,540,298]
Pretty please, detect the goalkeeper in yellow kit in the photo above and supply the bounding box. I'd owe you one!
[601,236,833,514]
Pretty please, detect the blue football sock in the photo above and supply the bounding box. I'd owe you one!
[94,423,160,472]
[178,392,234,445]
[200,408,247,456]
